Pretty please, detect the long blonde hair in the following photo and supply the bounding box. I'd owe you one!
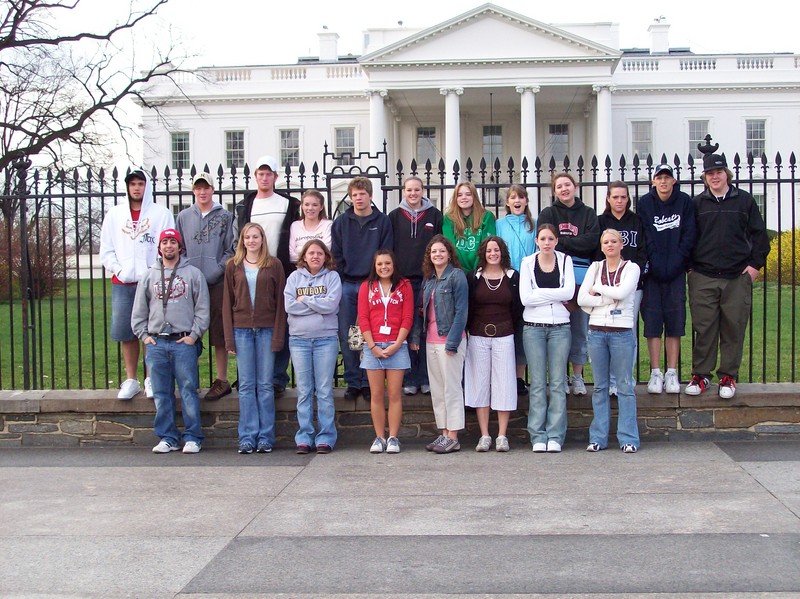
[231,222,273,269]
[445,181,486,239]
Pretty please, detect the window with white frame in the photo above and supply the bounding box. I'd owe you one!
[482,125,502,168]
[547,124,569,161]
[335,127,355,166]
[752,193,765,218]
[225,130,245,169]
[171,132,190,171]
[280,129,300,168]
[416,127,437,167]
[631,121,653,159]
[746,119,766,159]
[688,120,709,160]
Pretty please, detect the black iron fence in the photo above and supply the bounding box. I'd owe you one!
[1,143,798,389]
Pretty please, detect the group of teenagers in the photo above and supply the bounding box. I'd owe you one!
[108,150,769,456]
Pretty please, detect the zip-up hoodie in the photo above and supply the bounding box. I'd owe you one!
[691,185,769,279]
[496,213,537,271]
[175,203,234,286]
[519,251,575,324]
[331,206,394,282]
[131,258,210,342]
[637,187,696,282]
[578,259,640,329]
[233,190,300,276]
[222,259,286,353]
[284,266,342,339]
[389,198,443,280]
[536,198,599,284]
[99,170,175,284]
[597,209,648,288]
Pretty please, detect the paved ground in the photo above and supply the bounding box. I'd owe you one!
[1,439,799,598]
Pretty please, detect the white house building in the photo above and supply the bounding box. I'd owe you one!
[140,3,800,225]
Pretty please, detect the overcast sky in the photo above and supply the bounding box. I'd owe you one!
[65,0,798,69]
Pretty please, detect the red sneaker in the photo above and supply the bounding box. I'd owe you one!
[685,374,710,396]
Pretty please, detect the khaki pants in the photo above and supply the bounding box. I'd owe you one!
[688,271,752,380]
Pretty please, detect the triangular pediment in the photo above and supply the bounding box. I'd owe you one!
[360,4,620,68]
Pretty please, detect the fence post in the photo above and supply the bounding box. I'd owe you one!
[13,154,36,390]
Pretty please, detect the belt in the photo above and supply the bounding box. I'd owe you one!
[589,325,628,333]
[151,332,191,339]
[524,322,568,328]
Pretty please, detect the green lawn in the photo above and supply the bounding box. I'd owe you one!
[0,279,797,389]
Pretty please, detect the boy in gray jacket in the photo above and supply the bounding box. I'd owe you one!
[176,172,234,400]
[131,229,210,454]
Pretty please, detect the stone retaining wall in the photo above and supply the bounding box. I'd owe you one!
[1,384,799,448]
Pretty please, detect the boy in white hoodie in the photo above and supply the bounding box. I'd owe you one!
[99,168,174,399]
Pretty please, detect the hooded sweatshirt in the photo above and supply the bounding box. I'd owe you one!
[637,186,696,283]
[175,202,234,286]
[284,266,342,338]
[331,206,394,282]
[597,209,648,287]
[130,258,210,342]
[389,197,443,280]
[536,198,599,284]
[496,213,537,271]
[99,169,175,284]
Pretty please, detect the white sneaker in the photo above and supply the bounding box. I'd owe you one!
[182,441,201,454]
[369,437,386,454]
[664,371,680,394]
[647,371,664,394]
[152,440,178,453]
[144,377,154,399]
[532,442,547,453]
[565,376,571,395]
[386,436,401,454]
[118,378,141,400]
[420,384,431,394]
[402,385,418,396]
[571,374,586,396]
[546,440,562,453]
[475,435,492,452]
[609,385,618,396]
[495,436,509,452]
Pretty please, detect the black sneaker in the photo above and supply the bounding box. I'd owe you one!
[361,386,371,400]
[516,377,529,395]
[273,384,286,398]
[344,387,361,400]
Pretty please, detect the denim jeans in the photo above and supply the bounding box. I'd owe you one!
[523,324,571,445]
[610,289,642,389]
[569,307,589,365]
[290,335,338,448]
[146,338,203,446]
[234,327,276,448]
[337,280,366,388]
[272,328,290,388]
[587,328,640,449]
[403,278,428,388]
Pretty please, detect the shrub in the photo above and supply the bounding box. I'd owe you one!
[0,218,68,300]
[764,228,800,286]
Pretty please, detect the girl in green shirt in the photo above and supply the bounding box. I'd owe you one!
[443,181,496,272]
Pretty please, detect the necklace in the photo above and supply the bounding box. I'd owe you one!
[484,275,502,291]
[244,257,258,265]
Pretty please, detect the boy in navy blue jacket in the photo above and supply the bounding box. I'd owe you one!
[638,164,696,395]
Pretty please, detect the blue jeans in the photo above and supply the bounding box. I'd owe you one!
[569,307,589,365]
[337,280,366,389]
[146,338,203,446]
[234,327,276,448]
[272,327,290,388]
[523,324,571,445]
[587,328,640,449]
[290,335,338,448]
[403,278,428,388]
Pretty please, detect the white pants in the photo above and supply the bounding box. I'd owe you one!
[464,334,517,411]
[426,339,466,431]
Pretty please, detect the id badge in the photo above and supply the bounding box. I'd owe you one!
[610,309,622,316]
[379,325,392,335]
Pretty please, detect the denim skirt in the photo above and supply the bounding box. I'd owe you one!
[360,341,411,370]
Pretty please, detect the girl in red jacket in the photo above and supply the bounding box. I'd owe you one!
[358,250,414,454]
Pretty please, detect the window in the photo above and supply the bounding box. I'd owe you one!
[225,130,245,169]
[280,129,300,168]
[547,124,569,161]
[631,121,653,159]
[416,127,437,167]
[482,125,502,167]
[688,120,709,160]
[753,193,765,217]
[170,132,190,171]
[746,119,766,159]
[335,127,355,166]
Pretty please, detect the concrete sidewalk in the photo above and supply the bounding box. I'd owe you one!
[1,440,799,598]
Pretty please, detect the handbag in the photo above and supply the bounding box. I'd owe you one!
[347,324,364,351]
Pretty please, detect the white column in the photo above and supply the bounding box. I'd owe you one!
[440,87,463,174]
[592,84,615,163]
[367,89,388,154]
[516,85,540,168]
